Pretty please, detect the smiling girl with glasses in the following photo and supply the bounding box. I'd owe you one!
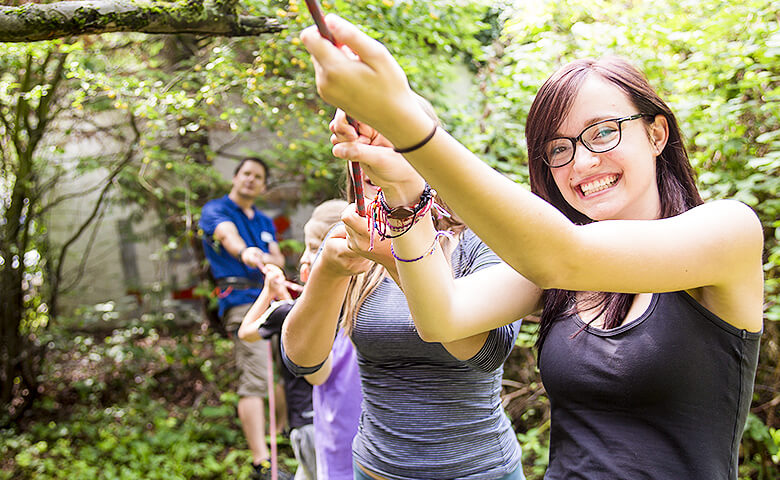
[300,15,763,480]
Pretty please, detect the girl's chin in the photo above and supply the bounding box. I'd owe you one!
[570,201,620,222]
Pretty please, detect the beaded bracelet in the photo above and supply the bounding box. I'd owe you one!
[391,230,452,263]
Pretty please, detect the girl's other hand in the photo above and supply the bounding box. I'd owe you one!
[328,109,425,206]
[263,264,292,300]
[318,224,373,277]
[341,203,394,271]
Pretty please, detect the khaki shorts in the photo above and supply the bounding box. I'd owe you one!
[224,304,270,398]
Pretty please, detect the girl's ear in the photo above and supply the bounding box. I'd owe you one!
[650,114,669,155]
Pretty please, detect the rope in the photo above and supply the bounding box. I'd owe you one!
[266,341,278,480]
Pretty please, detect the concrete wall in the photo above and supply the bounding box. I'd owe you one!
[50,119,317,316]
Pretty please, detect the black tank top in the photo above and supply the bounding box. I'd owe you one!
[539,291,760,480]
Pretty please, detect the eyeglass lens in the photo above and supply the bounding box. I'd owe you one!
[545,120,622,167]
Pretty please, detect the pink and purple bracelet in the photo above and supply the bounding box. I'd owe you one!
[390,230,453,263]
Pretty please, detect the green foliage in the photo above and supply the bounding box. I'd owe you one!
[516,420,550,480]
[60,0,496,215]
[2,0,779,477]
[0,0,497,326]
[740,413,780,480]
[197,0,497,201]
[0,316,294,480]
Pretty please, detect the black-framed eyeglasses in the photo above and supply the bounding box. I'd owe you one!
[543,113,652,168]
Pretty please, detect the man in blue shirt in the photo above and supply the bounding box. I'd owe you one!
[200,157,288,480]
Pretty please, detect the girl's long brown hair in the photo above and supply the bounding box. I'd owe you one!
[525,57,703,349]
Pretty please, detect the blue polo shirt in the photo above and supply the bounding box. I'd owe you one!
[199,195,277,317]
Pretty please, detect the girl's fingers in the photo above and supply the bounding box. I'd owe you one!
[344,224,370,257]
[325,223,347,240]
[265,264,284,279]
[341,205,373,247]
[340,203,360,227]
[332,141,393,164]
[301,21,374,102]
[300,24,344,66]
[343,220,368,245]
[332,143,421,195]
[332,132,373,147]
[324,15,394,72]
[330,110,376,146]
[329,109,356,137]
[341,204,365,234]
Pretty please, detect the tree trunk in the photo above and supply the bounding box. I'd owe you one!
[0,139,36,421]
[0,50,60,421]
[0,258,26,414]
[0,0,283,42]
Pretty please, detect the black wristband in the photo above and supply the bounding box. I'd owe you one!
[237,247,247,264]
[393,124,438,154]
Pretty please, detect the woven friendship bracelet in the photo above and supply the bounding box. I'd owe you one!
[367,184,436,248]
[391,230,453,263]
[380,183,435,220]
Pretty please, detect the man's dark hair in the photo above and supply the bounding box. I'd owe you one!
[233,156,270,182]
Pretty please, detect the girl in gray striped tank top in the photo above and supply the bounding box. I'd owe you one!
[282,108,525,480]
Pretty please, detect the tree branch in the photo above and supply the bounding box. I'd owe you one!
[49,112,140,318]
[0,113,12,173]
[12,53,34,156]
[34,52,69,135]
[38,174,107,216]
[60,206,106,293]
[0,0,284,42]
[27,50,68,168]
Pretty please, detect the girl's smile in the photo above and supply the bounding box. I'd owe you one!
[577,173,621,197]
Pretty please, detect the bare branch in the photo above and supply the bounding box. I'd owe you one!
[13,53,34,154]
[0,0,283,42]
[35,52,69,132]
[27,50,69,160]
[0,113,13,171]
[49,112,140,317]
[38,175,107,215]
[60,206,106,293]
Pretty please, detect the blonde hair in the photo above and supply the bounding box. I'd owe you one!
[340,94,465,336]
[304,199,348,248]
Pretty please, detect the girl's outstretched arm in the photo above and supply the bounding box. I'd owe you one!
[341,205,542,345]
[281,225,371,368]
[337,127,763,331]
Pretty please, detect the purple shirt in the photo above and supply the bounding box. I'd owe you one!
[313,331,363,480]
